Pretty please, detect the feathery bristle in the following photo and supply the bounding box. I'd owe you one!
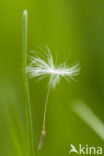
[27,47,80,88]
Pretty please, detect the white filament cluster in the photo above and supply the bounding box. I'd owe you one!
[27,47,80,88]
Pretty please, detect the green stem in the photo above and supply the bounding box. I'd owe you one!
[22,10,34,156]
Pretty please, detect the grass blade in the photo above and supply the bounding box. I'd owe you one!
[22,10,34,156]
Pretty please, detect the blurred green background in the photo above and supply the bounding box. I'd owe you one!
[0,0,104,155]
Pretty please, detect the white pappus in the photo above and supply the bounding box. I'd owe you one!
[26,46,80,150]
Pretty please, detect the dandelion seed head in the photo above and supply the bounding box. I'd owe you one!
[27,46,80,88]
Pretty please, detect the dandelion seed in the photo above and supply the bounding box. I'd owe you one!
[27,46,80,150]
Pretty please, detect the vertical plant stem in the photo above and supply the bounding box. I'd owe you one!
[22,10,34,156]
